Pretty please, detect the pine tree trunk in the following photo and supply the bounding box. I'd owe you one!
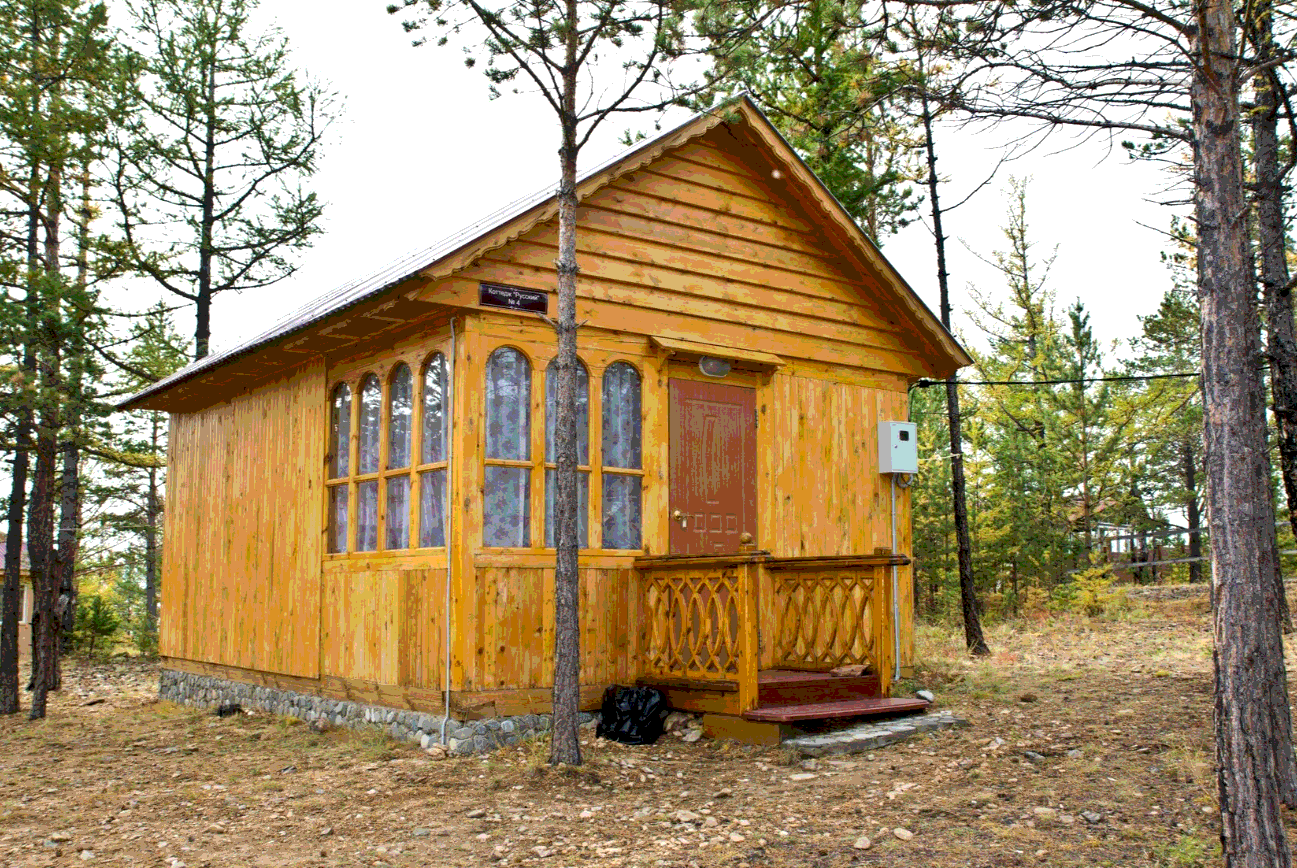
[921,89,988,656]
[0,161,40,715]
[1192,0,1297,858]
[145,413,160,632]
[195,51,218,360]
[548,0,582,766]
[1184,441,1203,584]
[1251,16,1295,632]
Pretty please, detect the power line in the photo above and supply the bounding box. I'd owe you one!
[915,371,1200,388]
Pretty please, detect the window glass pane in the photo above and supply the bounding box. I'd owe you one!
[329,384,351,478]
[602,363,641,469]
[358,375,382,474]
[545,358,589,464]
[385,475,410,550]
[419,469,446,547]
[388,363,413,470]
[483,465,530,547]
[328,485,348,553]
[602,473,642,549]
[356,480,379,551]
[545,469,589,548]
[486,348,531,461]
[422,353,448,464]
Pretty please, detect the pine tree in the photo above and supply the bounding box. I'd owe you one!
[112,0,337,359]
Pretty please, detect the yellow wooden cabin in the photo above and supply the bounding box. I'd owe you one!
[123,97,970,748]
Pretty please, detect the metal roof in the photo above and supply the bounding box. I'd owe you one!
[121,94,969,410]
[120,103,730,410]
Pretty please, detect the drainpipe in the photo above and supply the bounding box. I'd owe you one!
[890,472,914,683]
[442,317,456,745]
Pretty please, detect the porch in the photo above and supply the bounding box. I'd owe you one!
[635,552,928,744]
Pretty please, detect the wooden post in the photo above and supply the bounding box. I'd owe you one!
[877,564,893,698]
[737,559,761,714]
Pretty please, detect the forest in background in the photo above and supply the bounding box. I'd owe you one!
[2,0,1294,685]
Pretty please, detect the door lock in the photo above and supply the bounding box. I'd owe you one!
[671,509,688,529]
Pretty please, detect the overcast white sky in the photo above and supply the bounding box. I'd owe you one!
[189,2,1187,364]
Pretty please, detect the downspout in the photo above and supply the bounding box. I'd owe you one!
[442,317,456,745]
[890,474,900,683]
[891,471,914,684]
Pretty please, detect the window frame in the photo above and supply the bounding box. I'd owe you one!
[482,345,535,549]
[599,360,646,551]
[325,346,452,557]
[482,343,646,554]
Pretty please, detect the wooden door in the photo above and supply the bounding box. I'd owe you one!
[669,379,757,555]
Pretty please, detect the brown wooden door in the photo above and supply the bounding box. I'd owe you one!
[669,379,757,555]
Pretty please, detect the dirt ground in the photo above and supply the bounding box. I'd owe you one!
[1,593,1289,868]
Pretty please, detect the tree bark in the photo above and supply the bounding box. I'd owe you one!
[145,412,161,633]
[1251,12,1295,632]
[548,0,582,766]
[920,87,988,656]
[0,143,42,715]
[195,43,218,360]
[1183,440,1202,584]
[1192,0,1297,859]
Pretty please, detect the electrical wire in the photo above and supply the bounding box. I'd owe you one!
[915,371,1200,388]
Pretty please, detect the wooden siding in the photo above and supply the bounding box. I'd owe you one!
[428,128,931,379]
[160,360,326,678]
[463,563,639,692]
[320,559,446,689]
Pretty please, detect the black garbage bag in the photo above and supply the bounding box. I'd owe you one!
[596,685,667,745]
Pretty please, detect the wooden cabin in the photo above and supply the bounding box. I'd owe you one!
[123,97,970,747]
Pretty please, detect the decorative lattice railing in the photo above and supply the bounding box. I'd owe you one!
[767,562,887,674]
[642,567,742,680]
[636,553,903,712]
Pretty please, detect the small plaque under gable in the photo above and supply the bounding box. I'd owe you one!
[479,282,549,315]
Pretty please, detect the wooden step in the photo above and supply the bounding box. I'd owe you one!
[757,671,880,707]
[742,696,929,724]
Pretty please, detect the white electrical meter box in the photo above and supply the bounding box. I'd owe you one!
[878,421,919,474]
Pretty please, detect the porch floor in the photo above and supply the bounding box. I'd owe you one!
[749,669,927,723]
[743,696,930,724]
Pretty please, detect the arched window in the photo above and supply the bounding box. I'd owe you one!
[544,357,589,548]
[384,364,414,550]
[483,348,531,547]
[356,374,382,551]
[601,362,642,549]
[388,363,413,469]
[419,353,449,548]
[326,383,351,553]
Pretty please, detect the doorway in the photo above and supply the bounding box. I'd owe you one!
[668,378,757,555]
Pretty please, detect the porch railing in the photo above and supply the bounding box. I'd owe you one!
[636,553,902,713]
[763,556,898,698]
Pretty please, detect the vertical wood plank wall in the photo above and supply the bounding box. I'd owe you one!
[161,359,325,678]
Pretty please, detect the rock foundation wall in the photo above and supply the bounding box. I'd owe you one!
[159,669,591,756]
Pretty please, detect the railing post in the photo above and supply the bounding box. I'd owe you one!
[877,563,893,697]
[738,559,760,713]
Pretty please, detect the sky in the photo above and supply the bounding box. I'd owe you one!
[189,1,1188,364]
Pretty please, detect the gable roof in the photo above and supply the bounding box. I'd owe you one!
[121,95,969,411]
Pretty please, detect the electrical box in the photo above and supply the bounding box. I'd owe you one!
[878,421,918,475]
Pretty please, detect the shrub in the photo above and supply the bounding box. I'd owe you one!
[73,594,121,655]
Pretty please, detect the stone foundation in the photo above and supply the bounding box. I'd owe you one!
[159,668,591,756]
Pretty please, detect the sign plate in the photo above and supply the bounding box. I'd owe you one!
[478,282,549,315]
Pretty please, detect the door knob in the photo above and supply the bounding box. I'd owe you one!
[672,509,688,528]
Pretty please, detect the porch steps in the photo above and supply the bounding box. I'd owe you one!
[742,696,930,724]
[757,671,881,707]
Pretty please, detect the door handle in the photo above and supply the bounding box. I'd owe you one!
[672,509,688,529]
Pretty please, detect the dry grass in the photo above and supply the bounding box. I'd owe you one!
[1,597,1294,867]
